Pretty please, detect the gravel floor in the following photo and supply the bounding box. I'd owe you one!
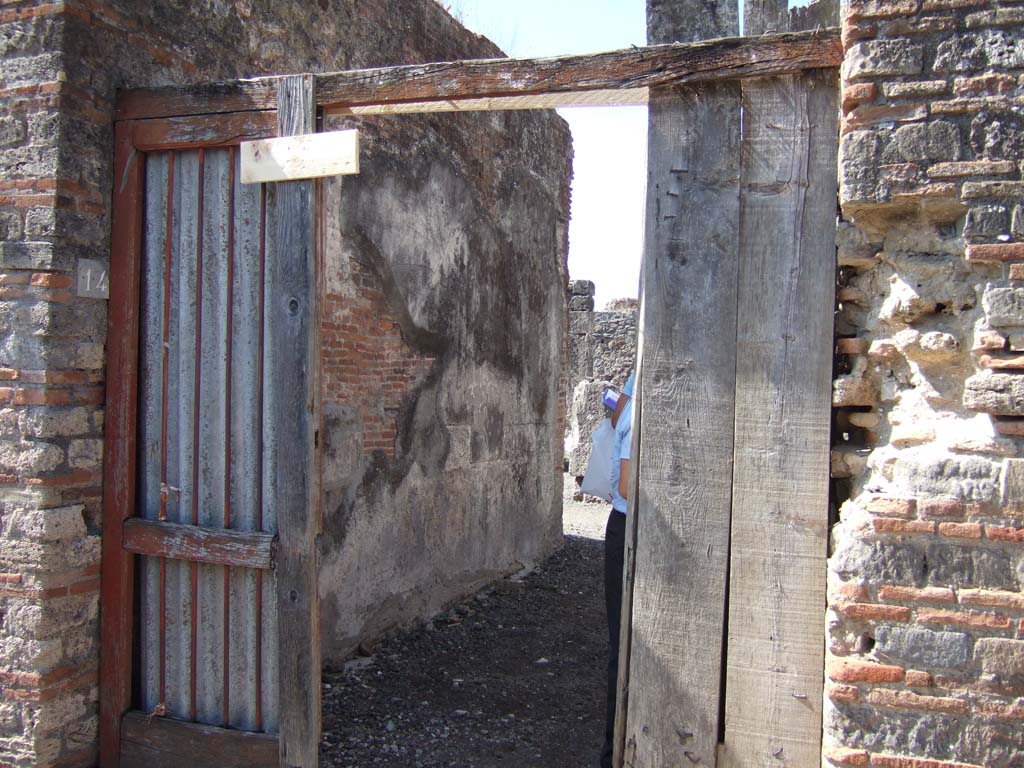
[320,480,610,768]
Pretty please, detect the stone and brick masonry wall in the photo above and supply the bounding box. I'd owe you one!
[564,279,637,475]
[0,1,569,765]
[829,0,1024,766]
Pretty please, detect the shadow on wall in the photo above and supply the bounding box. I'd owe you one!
[316,111,572,665]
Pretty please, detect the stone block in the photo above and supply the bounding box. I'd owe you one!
[0,242,70,272]
[840,130,881,205]
[0,116,27,149]
[971,111,1024,161]
[964,204,1009,239]
[964,372,1024,415]
[0,439,64,475]
[568,279,594,297]
[1001,458,1024,505]
[892,453,1001,503]
[882,121,961,164]
[5,505,86,542]
[568,294,594,311]
[924,541,1018,589]
[67,439,102,470]
[974,638,1024,680]
[875,625,970,668]
[844,41,924,80]
[936,30,1024,73]
[984,287,1024,328]
[19,407,92,439]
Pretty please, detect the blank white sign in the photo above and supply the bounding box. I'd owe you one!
[240,129,360,184]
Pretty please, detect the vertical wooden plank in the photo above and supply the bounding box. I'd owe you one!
[620,7,741,767]
[720,69,838,768]
[612,278,644,768]
[266,74,320,768]
[100,120,144,768]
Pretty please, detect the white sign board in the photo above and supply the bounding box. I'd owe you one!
[240,129,360,184]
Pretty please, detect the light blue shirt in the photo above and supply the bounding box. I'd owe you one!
[610,399,632,514]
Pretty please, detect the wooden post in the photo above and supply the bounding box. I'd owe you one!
[100,120,144,768]
[266,74,321,768]
[619,4,740,766]
[720,4,838,765]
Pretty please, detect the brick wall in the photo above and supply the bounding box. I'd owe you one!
[0,1,569,765]
[829,1,1024,766]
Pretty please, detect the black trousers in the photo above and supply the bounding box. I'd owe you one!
[601,509,626,768]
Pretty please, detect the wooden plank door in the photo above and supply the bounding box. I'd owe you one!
[619,1,838,766]
[101,85,321,768]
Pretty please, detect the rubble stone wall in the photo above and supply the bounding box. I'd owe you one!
[0,1,568,764]
[564,280,637,475]
[829,0,1024,766]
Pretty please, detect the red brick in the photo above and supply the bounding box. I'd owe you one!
[68,577,100,596]
[930,161,1016,179]
[878,585,955,604]
[0,287,28,300]
[0,368,17,381]
[828,659,905,683]
[954,74,1016,97]
[826,746,870,766]
[847,0,919,19]
[0,387,13,403]
[867,688,969,715]
[938,522,982,539]
[918,499,963,518]
[828,684,861,704]
[17,369,96,385]
[21,470,102,487]
[843,103,927,133]
[986,525,1024,543]
[958,588,1024,611]
[0,573,22,584]
[873,518,935,534]
[835,582,871,602]
[870,754,985,768]
[865,497,917,518]
[29,273,72,289]
[838,603,911,622]
[12,388,71,406]
[975,700,1024,720]
[0,272,30,286]
[905,671,932,687]
[1010,264,1024,281]
[966,244,1024,263]
[843,83,878,114]
[881,16,957,35]
[843,18,878,47]
[921,0,987,8]
[919,608,1011,630]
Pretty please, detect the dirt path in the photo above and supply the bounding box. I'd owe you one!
[320,484,610,768]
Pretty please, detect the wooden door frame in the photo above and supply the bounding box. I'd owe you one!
[103,28,841,768]
[100,102,318,767]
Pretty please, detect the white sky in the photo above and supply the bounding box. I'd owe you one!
[443,0,648,309]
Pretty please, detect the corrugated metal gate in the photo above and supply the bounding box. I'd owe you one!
[135,147,278,733]
[102,97,321,768]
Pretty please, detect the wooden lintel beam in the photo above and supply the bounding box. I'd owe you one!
[122,518,276,571]
[120,712,278,768]
[116,28,840,121]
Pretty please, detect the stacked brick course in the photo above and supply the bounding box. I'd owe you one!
[830,0,1024,766]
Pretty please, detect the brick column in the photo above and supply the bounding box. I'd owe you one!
[828,1,1024,767]
[1,3,106,767]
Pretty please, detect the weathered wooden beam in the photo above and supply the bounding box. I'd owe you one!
[116,29,841,120]
[131,110,276,151]
[266,73,322,768]
[120,712,278,768]
[122,519,275,570]
[325,87,650,116]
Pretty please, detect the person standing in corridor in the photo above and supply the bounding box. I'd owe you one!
[600,370,633,768]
